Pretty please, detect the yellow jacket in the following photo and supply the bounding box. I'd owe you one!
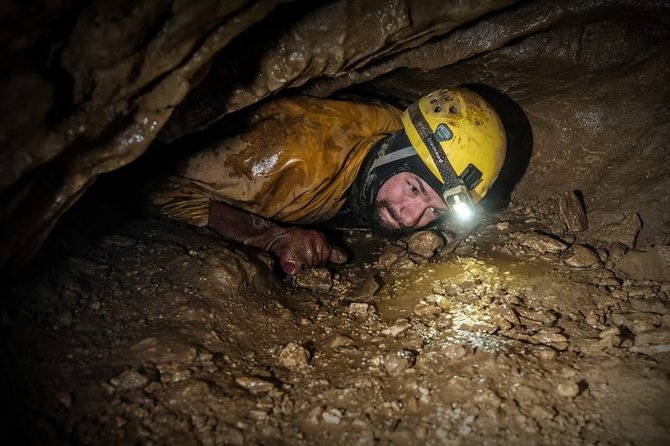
[152,96,402,227]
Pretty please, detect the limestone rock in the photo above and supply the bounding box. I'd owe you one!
[278,342,311,368]
[563,245,600,268]
[514,232,568,254]
[613,245,670,281]
[588,213,642,248]
[559,191,588,232]
[235,376,275,394]
[634,327,670,346]
[292,268,333,292]
[406,231,444,258]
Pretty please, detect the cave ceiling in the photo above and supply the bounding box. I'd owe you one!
[1,0,669,271]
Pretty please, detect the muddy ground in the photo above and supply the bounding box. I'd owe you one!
[2,194,670,446]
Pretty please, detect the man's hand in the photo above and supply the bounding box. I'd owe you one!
[268,228,348,275]
[208,201,347,276]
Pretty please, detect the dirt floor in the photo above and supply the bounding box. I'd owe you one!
[2,195,670,445]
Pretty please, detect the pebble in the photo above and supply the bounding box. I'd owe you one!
[235,376,275,394]
[556,381,580,398]
[406,231,444,258]
[278,342,310,368]
[58,310,74,327]
[292,268,332,292]
[382,319,411,337]
[383,350,415,375]
[58,392,72,408]
[413,303,442,318]
[111,369,149,391]
[348,302,372,318]
[614,245,670,282]
[377,245,407,269]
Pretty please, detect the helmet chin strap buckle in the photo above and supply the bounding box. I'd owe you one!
[443,184,475,220]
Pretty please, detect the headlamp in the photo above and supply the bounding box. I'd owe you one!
[443,184,475,221]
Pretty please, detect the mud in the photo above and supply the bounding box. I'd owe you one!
[3,196,669,445]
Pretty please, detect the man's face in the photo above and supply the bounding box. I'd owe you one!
[371,172,448,237]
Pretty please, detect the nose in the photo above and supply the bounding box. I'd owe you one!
[399,204,424,228]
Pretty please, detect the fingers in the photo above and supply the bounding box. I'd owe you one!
[328,245,348,264]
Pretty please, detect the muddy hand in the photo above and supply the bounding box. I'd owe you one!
[269,228,347,275]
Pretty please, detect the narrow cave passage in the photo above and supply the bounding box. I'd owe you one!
[2,1,670,445]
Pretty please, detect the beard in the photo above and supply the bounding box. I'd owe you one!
[369,199,414,239]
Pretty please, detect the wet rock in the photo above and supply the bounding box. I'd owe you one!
[110,369,149,391]
[514,232,568,254]
[406,231,444,258]
[588,213,642,248]
[613,245,670,282]
[456,319,498,334]
[634,327,670,346]
[348,302,372,318]
[292,268,332,292]
[532,329,569,349]
[57,392,72,408]
[391,257,418,271]
[377,245,407,269]
[278,342,310,368]
[382,318,411,337]
[413,302,442,318]
[559,191,588,232]
[563,245,600,268]
[58,310,74,327]
[350,274,382,301]
[235,376,275,394]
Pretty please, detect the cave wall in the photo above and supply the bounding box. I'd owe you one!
[1,0,669,272]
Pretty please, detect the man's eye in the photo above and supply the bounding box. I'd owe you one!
[408,183,419,195]
[430,207,443,217]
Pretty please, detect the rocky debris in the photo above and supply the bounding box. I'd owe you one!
[413,302,442,318]
[278,342,311,368]
[563,245,600,268]
[587,213,642,249]
[382,319,412,337]
[235,376,275,394]
[406,231,444,258]
[559,191,588,232]
[513,232,568,254]
[610,312,662,335]
[292,268,333,292]
[613,245,670,281]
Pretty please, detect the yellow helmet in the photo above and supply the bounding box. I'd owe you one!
[401,87,506,218]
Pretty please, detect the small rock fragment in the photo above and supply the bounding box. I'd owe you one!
[588,213,642,248]
[292,268,333,292]
[328,335,355,349]
[278,342,310,368]
[514,232,568,254]
[406,231,444,258]
[377,246,407,269]
[413,303,442,318]
[110,369,149,391]
[564,245,600,268]
[348,302,372,318]
[235,376,275,394]
[559,191,588,232]
[382,319,412,337]
[384,350,416,375]
[613,245,670,282]
[556,381,580,398]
